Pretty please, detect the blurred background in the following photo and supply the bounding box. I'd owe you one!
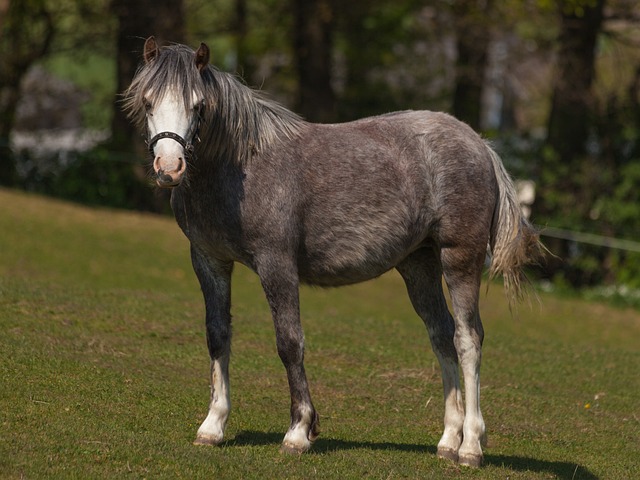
[1,0,640,298]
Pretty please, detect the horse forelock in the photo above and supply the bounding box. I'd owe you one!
[123,42,305,165]
[123,44,206,128]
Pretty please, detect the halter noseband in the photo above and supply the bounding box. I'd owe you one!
[146,104,203,159]
[147,131,196,158]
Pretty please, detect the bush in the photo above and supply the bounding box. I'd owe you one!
[17,145,167,213]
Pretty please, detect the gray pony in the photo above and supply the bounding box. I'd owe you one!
[124,37,540,468]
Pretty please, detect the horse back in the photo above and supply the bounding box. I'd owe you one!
[245,111,498,285]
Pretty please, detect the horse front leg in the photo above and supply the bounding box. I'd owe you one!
[190,247,233,446]
[257,256,319,453]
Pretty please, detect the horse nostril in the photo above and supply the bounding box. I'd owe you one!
[177,158,186,174]
[157,169,174,185]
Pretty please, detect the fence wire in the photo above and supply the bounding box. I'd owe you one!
[537,225,640,253]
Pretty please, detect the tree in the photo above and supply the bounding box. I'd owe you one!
[234,0,252,80]
[109,0,186,153]
[534,0,606,286]
[336,0,428,121]
[546,0,605,162]
[292,0,336,122]
[0,0,54,186]
[452,0,493,131]
[103,0,185,211]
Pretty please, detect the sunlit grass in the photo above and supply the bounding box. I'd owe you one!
[1,188,639,479]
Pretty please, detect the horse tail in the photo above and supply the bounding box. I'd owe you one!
[486,144,541,307]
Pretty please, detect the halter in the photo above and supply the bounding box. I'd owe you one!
[147,131,196,158]
[146,102,204,159]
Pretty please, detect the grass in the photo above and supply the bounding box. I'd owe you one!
[1,187,639,479]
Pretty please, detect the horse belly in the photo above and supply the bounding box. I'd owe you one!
[296,164,432,286]
[298,216,422,287]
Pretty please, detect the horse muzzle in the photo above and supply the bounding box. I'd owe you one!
[148,131,196,188]
[153,156,186,188]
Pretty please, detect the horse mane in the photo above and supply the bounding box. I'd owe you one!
[123,43,306,165]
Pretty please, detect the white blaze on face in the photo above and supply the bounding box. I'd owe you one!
[146,88,202,186]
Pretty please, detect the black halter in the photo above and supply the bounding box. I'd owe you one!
[146,103,203,159]
[147,131,196,158]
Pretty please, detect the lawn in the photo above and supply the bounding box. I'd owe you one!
[1,188,638,479]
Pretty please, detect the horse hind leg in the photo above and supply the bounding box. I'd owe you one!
[396,248,465,463]
[441,244,488,467]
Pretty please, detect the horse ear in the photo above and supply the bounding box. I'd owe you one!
[143,36,159,64]
[195,43,210,72]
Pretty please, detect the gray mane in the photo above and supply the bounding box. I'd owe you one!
[123,43,306,165]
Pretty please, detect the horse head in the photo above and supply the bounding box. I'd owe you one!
[141,36,209,187]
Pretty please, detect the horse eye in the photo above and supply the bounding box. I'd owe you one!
[144,101,152,112]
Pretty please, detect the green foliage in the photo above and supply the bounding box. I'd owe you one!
[44,0,115,54]
[1,189,639,479]
[47,148,150,210]
[0,0,53,65]
[44,53,115,130]
[599,162,640,227]
[18,146,161,212]
[536,0,600,16]
[336,0,443,120]
[186,0,296,98]
[38,0,115,131]
[6,0,640,295]
[536,58,640,289]
[595,161,640,289]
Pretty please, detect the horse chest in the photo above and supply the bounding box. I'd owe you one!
[171,190,246,263]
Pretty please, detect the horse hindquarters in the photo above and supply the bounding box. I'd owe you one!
[397,241,487,467]
[440,243,487,467]
[401,136,494,465]
[396,249,465,462]
[432,182,492,466]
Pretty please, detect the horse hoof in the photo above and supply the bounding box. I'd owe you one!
[437,447,459,463]
[280,441,310,455]
[459,453,483,467]
[193,434,223,446]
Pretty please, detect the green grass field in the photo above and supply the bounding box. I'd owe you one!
[1,188,639,479]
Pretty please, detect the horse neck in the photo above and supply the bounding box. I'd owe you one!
[199,71,305,167]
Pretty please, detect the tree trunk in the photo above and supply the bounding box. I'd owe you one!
[0,0,53,186]
[292,0,336,122]
[452,0,492,131]
[108,0,185,210]
[536,0,606,286]
[109,0,185,154]
[546,0,605,162]
[537,0,605,219]
[234,0,253,80]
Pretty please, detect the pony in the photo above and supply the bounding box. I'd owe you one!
[123,36,540,467]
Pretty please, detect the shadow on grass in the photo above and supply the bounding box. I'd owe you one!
[228,430,432,454]
[484,454,598,480]
[228,431,598,479]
